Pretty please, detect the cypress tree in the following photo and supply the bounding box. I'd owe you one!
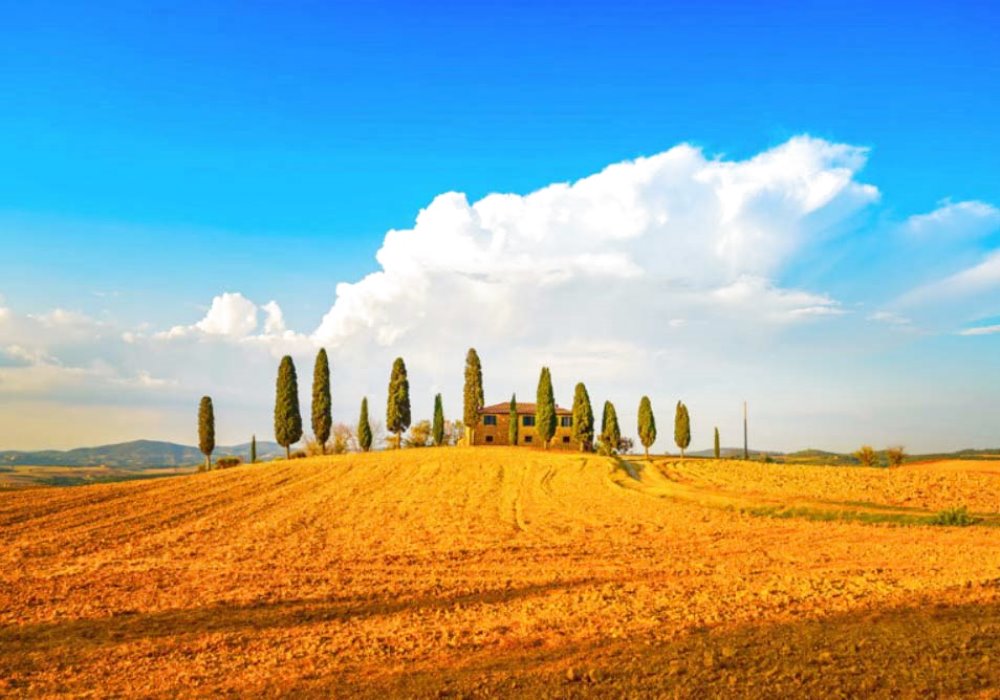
[463,348,484,444]
[274,355,303,460]
[432,393,445,446]
[311,348,332,454]
[535,367,556,449]
[637,395,656,459]
[714,427,721,459]
[358,397,373,452]
[674,401,691,457]
[250,434,257,464]
[571,382,594,451]
[198,396,215,471]
[600,400,621,455]
[386,357,411,448]
[508,393,518,446]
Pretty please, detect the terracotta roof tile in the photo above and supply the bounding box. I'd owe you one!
[481,402,571,415]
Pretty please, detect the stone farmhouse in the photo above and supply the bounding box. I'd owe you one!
[471,401,575,448]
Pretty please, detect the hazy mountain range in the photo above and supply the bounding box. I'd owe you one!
[0,439,285,468]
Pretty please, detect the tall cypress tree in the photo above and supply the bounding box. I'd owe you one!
[250,434,257,464]
[714,426,721,459]
[508,393,518,446]
[600,400,621,455]
[571,382,594,451]
[674,401,691,457]
[358,397,373,452]
[198,396,215,471]
[637,396,656,459]
[311,348,332,454]
[386,357,411,448]
[535,367,556,449]
[463,348,484,444]
[432,393,445,446]
[274,355,303,459]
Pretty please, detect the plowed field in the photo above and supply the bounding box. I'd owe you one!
[2,448,998,698]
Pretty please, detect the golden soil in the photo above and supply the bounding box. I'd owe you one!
[1,448,998,698]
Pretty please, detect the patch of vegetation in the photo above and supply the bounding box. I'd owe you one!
[741,504,991,528]
[929,507,975,527]
[741,505,921,526]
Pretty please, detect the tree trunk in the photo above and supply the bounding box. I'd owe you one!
[645,446,649,460]
[680,448,685,458]
[205,454,211,471]
[285,445,290,460]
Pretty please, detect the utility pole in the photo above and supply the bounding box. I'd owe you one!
[743,401,749,460]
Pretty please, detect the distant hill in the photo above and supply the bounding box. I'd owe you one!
[0,439,285,468]
[686,447,782,458]
[670,447,999,465]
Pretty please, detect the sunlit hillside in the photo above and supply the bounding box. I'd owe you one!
[2,448,998,697]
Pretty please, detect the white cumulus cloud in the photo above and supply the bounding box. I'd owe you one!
[313,136,876,354]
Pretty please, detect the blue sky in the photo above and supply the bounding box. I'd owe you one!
[1,1,998,451]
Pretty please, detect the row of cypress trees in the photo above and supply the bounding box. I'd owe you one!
[198,347,706,464]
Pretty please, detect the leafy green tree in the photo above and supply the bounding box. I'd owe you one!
[571,382,594,451]
[358,397,373,452]
[463,348,484,444]
[432,393,445,446]
[886,446,906,467]
[674,401,691,457]
[714,427,720,459]
[637,396,656,459]
[274,356,303,460]
[854,445,878,467]
[386,357,411,448]
[198,396,215,471]
[250,434,257,464]
[600,401,621,455]
[508,393,518,445]
[535,367,556,449]
[311,348,332,454]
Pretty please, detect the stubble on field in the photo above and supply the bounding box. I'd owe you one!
[1,448,998,697]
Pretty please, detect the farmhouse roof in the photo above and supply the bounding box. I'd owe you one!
[480,401,572,416]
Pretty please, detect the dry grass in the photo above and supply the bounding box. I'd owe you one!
[1,448,998,697]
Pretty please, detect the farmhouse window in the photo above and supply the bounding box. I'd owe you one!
[525,435,533,443]
[562,436,571,443]
[522,416,536,427]
[560,416,572,427]
[485,435,494,443]
[483,415,497,426]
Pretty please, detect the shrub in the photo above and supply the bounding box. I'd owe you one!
[305,439,327,457]
[215,456,243,469]
[854,445,879,467]
[290,450,308,460]
[930,507,975,526]
[886,446,906,468]
[331,423,357,454]
[405,419,432,448]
